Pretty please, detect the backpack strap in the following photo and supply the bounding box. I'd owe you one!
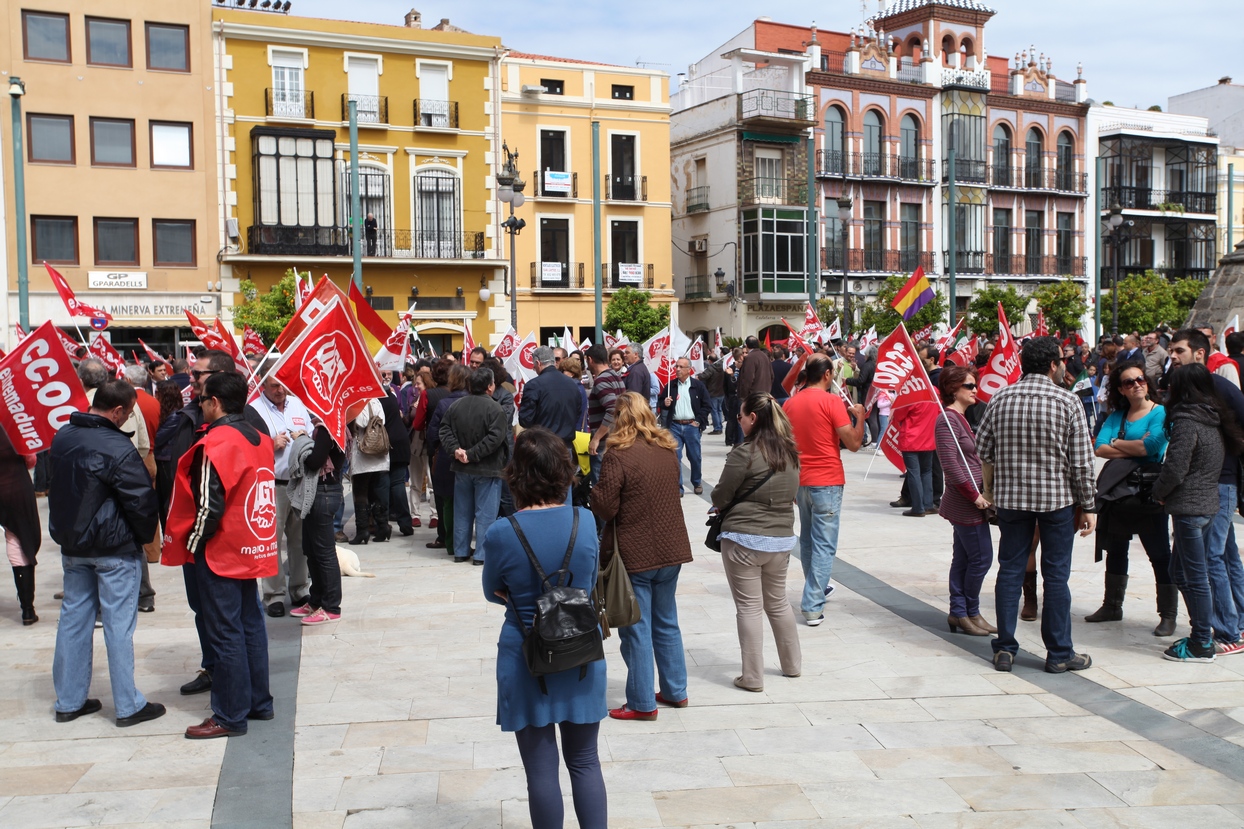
[506,508,580,591]
[507,514,550,587]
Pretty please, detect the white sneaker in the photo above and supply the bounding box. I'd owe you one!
[803,612,825,627]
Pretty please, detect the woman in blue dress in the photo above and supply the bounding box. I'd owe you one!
[482,427,607,829]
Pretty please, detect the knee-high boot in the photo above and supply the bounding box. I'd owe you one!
[1020,571,1038,622]
[12,566,37,626]
[1153,584,1179,637]
[1085,573,1127,623]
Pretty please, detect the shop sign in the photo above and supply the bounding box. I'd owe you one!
[88,271,148,290]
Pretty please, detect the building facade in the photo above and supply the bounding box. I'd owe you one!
[1,0,219,353]
[499,52,674,346]
[1169,77,1244,256]
[214,7,507,353]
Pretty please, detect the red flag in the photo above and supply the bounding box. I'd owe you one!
[911,323,934,344]
[890,367,940,412]
[1036,309,1049,338]
[215,318,239,358]
[0,321,91,453]
[764,329,771,350]
[935,318,966,366]
[800,303,824,340]
[493,327,520,364]
[268,296,386,450]
[780,318,815,356]
[137,338,172,370]
[275,276,350,352]
[948,334,980,367]
[870,323,922,395]
[781,353,808,396]
[55,328,80,359]
[461,324,476,364]
[977,303,1022,402]
[44,263,113,321]
[348,280,394,345]
[880,419,906,474]
[185,311,229,351]
[243,325,266,356]
[15,323,27,341]
[375,313,413,371]
[88,333,125,378]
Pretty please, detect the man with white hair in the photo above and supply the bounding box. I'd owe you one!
[518,345,584,458]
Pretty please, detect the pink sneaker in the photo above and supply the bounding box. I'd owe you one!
[1214,639,1244,656]
[300,608,341,626]
[289,603,315,618]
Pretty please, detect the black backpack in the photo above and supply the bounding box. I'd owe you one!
[506,510,605,694]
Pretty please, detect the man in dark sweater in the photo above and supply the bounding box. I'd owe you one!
[622,346,652,407]
[736,336,773,402]
[697,355,726,434]
[770,345,792,401]
[439,368,509,564]
[519,346,583,456]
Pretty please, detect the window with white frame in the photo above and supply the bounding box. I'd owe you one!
[417,64,451,127]
[271,50,306,118]
[252,128,336,227]
[347,56,382,123]
[414,168,460,257]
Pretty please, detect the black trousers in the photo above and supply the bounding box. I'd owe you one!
[724,395,741,445]
[1103,516,1172,581]
[387,470,413,533]
[352,470,390,537]
[303,483,344,613]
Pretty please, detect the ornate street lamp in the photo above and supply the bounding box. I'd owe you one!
[497,142,526,331]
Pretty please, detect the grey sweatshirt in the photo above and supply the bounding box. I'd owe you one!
[1152,404,1225,516]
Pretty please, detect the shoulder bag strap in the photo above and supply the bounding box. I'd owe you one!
[719,469,776,521]
[553,509,580,587]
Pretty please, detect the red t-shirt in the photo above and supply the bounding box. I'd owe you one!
[784,388,851,486]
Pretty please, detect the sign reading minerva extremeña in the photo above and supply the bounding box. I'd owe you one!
[0,321,90,453]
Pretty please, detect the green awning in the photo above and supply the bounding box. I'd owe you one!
[742,131,802,144]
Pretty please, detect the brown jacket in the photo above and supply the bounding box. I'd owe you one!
[736,348,774,401]
[591,439,693,573]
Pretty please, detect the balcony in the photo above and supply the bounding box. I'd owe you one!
[265,88,314,120]
[942,158,988,184]
[247,226,485,259]
[342,94,388,125]
[605,175,647,202]
[989,165,1088,194]
[941,67,991,90]
[686,185,710,213]
[414,99,458,129]
[1103,265,1213,284]
[533,170,578,198]
[684,274,712,299]
[941,250,987,274]
[605,262,655,289]
[822,249,936,274]
[738,88,816,128]
[740,176,807,206]
[530,262,586,290]
[816,151,936,183]
[1103,186,1216,215]
[820,51,847,74]
[988,254,1086,276]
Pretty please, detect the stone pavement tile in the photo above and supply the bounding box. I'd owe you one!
[676,702,810,731]
[144,785,216,822]
[1225,802,1244,818]
[1070,804,1244,829]
[862,719,1014,749]
[856,745,1019,780]
[756,818,919,829]
[992,716,1142,744]
[602,758,735,794]
[330,677,448,704]
[1028,693,1092,716]
[736,723,883,754]
[335,771,440,810]
[126,733,228,764]
[722,750,877,785]
[991,742,1159,774]
[0,763,91,795]
[295,699,414,726]
[913,810,1082,828]
[424,716,501,744]
[803,779,970,818]
[0,789,162,828]
[292,776,344,813]
[437,767,528,803]
[296,724,350,751]
[69,756,222,793]
[470,737,529,769]
[292,813,347,829]
[294,746,385,778]
[500,790,662,829]
[1095,661,1244,688]
[605,728,747,762]
[1120,739,1207,770]
[980,673,1048,695]
[342,719,429,748]
[654,783,820,824]
[1086,769,1244,806]
[944,773,1126,811]
[881,656,998,678]
[872,675,1004,699]
[341,802,501,828]
[759,677,890,703]
[798,699,934,726]
[0,736,139,767]
[377,741,474,774]
[1148,681,1244,710]
[915,694,1060,720]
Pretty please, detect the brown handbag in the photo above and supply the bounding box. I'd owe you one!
[596,526,640,634]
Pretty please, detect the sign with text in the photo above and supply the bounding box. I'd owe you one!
[617,263,643,284]
[543,170,572,194]
[541,262,564,284]
[0,321,90,453]
[88,271,148,290]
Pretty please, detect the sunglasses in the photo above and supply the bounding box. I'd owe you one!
[960,383,977,390]
[191,369,219,379]
[1121,376,1147,388]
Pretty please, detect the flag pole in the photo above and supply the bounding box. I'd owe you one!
[863,438,885,481]
[936,407,982,498]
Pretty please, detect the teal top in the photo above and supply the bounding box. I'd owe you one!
[1095,404,1168,464]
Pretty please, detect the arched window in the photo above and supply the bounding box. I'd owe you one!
[823,106,845,175]
[900,115,920,179]
[1056,131,1075,190]
[1025,127,1043,188]
[414,167,461,258]
[992,124,1011,186]
[863,110,884,176]
[341,163,392,255]
[960,37,975,69]
[942,34,956,66]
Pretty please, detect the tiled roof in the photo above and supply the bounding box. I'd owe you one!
[879,0,997,16]
[506,51,628,69]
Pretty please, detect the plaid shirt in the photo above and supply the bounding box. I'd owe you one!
[975,373,1095,513]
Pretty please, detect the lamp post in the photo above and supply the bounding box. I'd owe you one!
[1106,202,1133,336]
[9,77,28,330]
[837,194,852,332]
[496,141,525,331]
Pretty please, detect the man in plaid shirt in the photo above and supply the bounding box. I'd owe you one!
[976,337,1096,674]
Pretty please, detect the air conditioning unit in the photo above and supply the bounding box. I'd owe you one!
[693,239,708,253]
[225,218,240,240]
[520,84,545,94]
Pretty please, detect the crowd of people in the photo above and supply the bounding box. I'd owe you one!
[7,319,1244,829]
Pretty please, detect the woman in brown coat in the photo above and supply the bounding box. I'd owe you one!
[592,392,692,721]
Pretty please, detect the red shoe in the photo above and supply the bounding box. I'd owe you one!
[185,717,244,739]
[429,517,438,529]
[411,516,422,527]
[609,705,657,721]
[655,692,688,708]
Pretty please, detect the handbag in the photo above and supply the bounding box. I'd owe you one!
[704,470,775,552]
[596,526,640,635]
[357,405,391,456]
[1111,412,1162,516]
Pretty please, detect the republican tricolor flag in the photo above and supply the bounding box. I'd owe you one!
[891,266,934,322]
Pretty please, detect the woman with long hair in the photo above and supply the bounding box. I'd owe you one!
[934,365,995,636]
[1153,363,1244,662]
[591,392,692,720]
[560,355,589,432]
[711,392,802,691]
[1089,360,1173,634]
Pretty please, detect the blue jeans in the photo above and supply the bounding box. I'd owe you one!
[709,396,725,431]
[994,506,1076,662]
[514,722,606,829]
[902,451,934,512]
[669,422,702,492]
[795,485,843,617]
[1205,483,1244,642]
[618,565,687,711]
[454,474,502,562]
[949,522,994,618]
[1170,513,1216,645]
[194,552,273,732]
[53,554,147,718]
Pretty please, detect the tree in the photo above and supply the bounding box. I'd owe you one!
[1032,278,1089,336]
[1103,270,1207,333]
[603,287,670,342]
[968,284,1028,336]
[1170,278,1206,327]
[234,269,297,345]
[853,274,948,337]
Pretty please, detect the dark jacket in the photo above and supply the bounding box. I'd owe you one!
[711,440,799,537]
[0,429,40,563]
[591,439,693,573]
[439,393,510,477]
[1212,374,1244,485]
[491,383,516,452]
[657,376,711,430]
[697,360,726,397]
[380,387,412,467]
[1152,404,1225,516]
[427,389,466,489]
[736,348,773,401]
[518,366,584,443]
[623,359,652,397]
[846,354,875,401]
[48,412,159,558]
[770,359,792,400]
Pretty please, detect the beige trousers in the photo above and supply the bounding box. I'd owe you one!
[721,538,802,688]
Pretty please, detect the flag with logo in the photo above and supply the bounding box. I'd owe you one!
[185,311,229,351]
[493,327,520,365]
[137,338,171,369]
[1222,314,1239,354]
[857,326,878,352]
[824,317,842,343]
[374,311,414,371]
[934,318,965,361]
[275,276,350,352]
[976,302,1022,402]
[1036,309,1049,338]
[880,419,906,474]
[781,318,815,357]
[0,321,91,453]
[243,325,266,356]
[891,266,934,321]
[55,328,81,359]
[44,263,113,322]
[713,328,724,357]
[867,323,922,401]
[947,334,980,367]
[911,323,934,344]
[641,327,676,386]
[800,303,823,341]
[461,324,477,364]
[14,323,27,342]
[88,333,126,378]
[503,331,539,407]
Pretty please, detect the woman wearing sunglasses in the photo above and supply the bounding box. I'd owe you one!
[1090,360,1174,634]
[934,364,995,635]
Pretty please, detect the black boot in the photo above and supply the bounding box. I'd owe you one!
[13,566,37,626]
[1085,573,1127,623]
[1154,584,1179,637]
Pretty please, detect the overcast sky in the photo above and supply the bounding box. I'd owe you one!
[290,0,1235,110]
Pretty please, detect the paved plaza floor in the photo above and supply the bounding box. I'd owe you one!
[3,437,1244,828]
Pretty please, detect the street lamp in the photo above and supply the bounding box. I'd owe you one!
[9,77,28,329]
[837,194,853,332]
[496,141,525,331]
[1106,202,1133,336]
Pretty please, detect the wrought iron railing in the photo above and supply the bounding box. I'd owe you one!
[822,249,936,273]
[990,166,1087,193]
[265,88,314,119]
[740,176,808,205]
[605,174,647,201]
[941,250,987,274]
[342,94,388,124]
[605,262,655,289]
[942,158,988,183]
[821,51,847,74]
[530,261,585,289]
[897,64,924,83]
[686,185,710,213]
[1103,186,1216,215]
[1104,265,1213,283]
[247,225,484,259]
[684,274,712,299]
[988,254,1086,276]
[739,89,815,123]
[414,99,458,129]
[941,67,991,90]
[533,170,577,198]
[817,151,935,182]
[990,73,1011,94]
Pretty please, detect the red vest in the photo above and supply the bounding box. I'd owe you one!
[163,420,279,579]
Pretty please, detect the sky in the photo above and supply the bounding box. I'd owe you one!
[287,0,1238,111]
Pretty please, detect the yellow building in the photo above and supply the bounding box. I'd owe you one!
[214,7,506,354]
[500,52,674,345]
[1,0,219,354]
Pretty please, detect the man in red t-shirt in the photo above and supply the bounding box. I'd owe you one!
[783,355,865,625]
